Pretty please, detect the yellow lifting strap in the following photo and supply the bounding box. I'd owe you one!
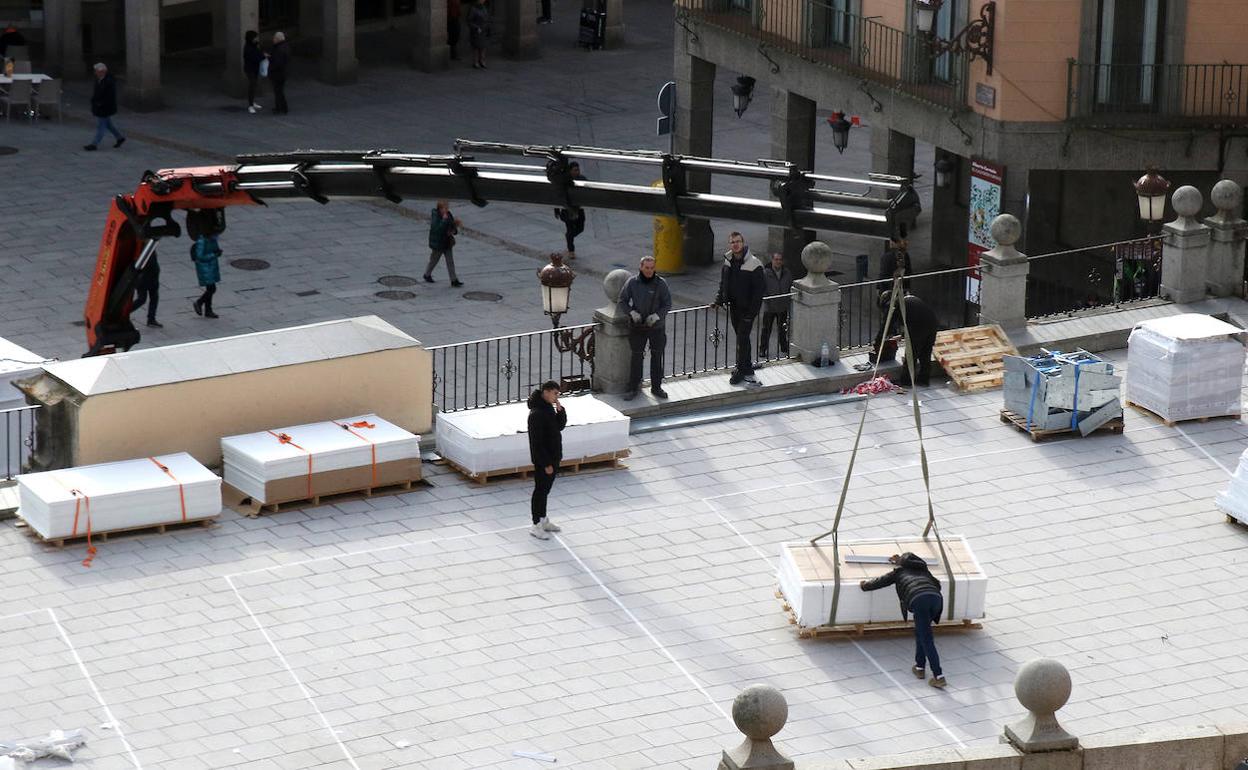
[808,269,956,628]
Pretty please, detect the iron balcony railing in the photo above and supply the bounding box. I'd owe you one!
[1066,60,1248,126]
[838,266,979,350]
[661,295,796,382]
[1025,236,1165,319]
[678,0,968,112]
[2,404,38,481]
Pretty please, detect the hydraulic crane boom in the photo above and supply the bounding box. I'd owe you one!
[84,141,920,356]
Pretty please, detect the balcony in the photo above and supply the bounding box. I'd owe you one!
[1066,60,1248,127]
[679,0,969,112]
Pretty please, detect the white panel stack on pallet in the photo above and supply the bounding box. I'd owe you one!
[1216,449,1248,525]
[776,535,988,629]
[435,395,630,475]
[17,453,221,541]
[221,414,420,504]
[1002,350,1123,436]
[1125,314,1246,424]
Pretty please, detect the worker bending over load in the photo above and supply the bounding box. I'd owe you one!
[874,290,938,387]
[860,553,947,688]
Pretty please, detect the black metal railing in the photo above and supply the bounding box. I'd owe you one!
[661,294,796,382]
[680,0,968,111]
[838,267,978,350]
[1025,236,1164,319]
[429,324,595,412]
[1067,60,1248,126]
[2,405,38,481]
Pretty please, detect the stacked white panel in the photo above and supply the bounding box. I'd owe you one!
[1216,448,1248,525]
[1126,314,1245,423]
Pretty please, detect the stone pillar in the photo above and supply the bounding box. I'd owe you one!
[766,88,817,278]
[224,0,260,99]
[123,0,162,111]
[502,0,540,58]
[868,127,917,257]
[45,0,86,79]
[412,0,449,71]
[1204,180,1247,298]
[673,46,716,266]
[1160,186,1212,304]
[320,0,359,85]
[789,242,841,366]
[1004,658,1079,753]
[582,0,624,47]
[591,270,633,395]
[978,214,1029,329]
[719,684,795,770]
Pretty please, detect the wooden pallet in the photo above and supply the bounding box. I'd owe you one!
[15,514,216,548]
[439,450,629,485]
[933,325,1019,393]
[775,591,982,640]
[999,408,1124,442]
[226,478,425,518]
[1125,400,1241,428]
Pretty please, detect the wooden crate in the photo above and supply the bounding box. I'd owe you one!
[999,408,1123,442]
[440,450,629,485]
[775,592,982,640]
[934,325,1019,393]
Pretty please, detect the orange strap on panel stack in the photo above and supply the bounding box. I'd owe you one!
[69,488,96,568]
[268,430,313,498]
[148,457,188,522]
[336,420,378,486]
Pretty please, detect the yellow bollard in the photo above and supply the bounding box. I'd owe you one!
[651,180,685,274]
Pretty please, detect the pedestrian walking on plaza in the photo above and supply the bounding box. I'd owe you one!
[424,200,463,287]
[619,255,672,401]
[759,252,792,359]
[468,0,489,69]
[190,234,222,319]
[447,0,463,60]
[84,63,125,152]
[268,31,290,114]
[130,250,162,328]
[555,162,587,260]
[527,380,567,540]
[860,552,947,688]
[874,289,938,387]
[711,232,764,386]
[243,30,265,114]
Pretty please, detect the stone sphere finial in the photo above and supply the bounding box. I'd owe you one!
[1211,179,1243,213]
[990,214,1022,247]
[1172,185,1203,218]
[732,684,788,741]
[800,241,834,277]
[1014,658,1072,715]
[603,268,631,303]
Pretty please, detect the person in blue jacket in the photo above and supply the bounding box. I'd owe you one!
[191,235,222,319]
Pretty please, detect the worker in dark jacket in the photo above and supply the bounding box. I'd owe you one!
[526,380,567,540]
[875,289,939,387]
[618,255,673,401]
[861,552,947,688]
[84,63,125,152]
[130,250,162,328]
[712,232,765,385]
[243,30,265,113]
[759,252,793,359]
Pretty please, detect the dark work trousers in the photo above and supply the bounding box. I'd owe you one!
[246,74,258,106]
[628,326,666,391]
[759,310,788,357]
[905,330,937,384]
[909,592,943,676]
[729,309,755,376]
[563,211,585,253]
[197,284,216,314]
[271,75,288,113]
[538,0,551,20]
[447,16,461,57]
[132,284,159,324]
[531,464,557,524]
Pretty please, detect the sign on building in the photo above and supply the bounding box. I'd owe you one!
[967,158,1004,303]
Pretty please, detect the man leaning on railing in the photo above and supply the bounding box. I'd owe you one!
[619,255,672,401]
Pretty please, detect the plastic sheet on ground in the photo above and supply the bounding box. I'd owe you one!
[1,728,86,762]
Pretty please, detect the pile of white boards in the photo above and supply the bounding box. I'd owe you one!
[1125,314,1245,424]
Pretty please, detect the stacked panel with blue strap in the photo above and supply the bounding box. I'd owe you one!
[1002,350,1123,436]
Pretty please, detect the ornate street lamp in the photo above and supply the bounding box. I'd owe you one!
[934,156,956,189]
[912,0,996,76]
[730,76,756,118]
[827,111,854,154]
[1133,168,1171,225]
[538,252,576,328]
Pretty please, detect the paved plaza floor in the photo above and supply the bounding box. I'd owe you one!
[3,349,1248,768]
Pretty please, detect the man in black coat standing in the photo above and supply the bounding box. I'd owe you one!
[268,31,290,114]
[860,552,947,688]
[712,232,765,386]
[84,63,125,152]
[876,289,940,387]
[527,380,567,540]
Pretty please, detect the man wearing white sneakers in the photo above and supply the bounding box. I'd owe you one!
[526,380,567,540]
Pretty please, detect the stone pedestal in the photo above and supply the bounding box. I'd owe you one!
[224,0,260,99]
[412,0,449,71]
[789,242,841,365]
[44,0,86,79]
[590,270,633,395]
[978,214,1029,329]
[673,50,716,266]
[123,0,162,111]
[502,0,540,58]
[766,88,816,278]
[1204,180,1247,298]
[719,685,795,770]
[1005,658,1079,753]
[320,0,359,85]
[1160,186,1212,304]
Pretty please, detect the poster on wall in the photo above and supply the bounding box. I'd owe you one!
[967,158,1005,303]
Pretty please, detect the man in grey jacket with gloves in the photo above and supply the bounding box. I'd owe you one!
[619,255,672,401]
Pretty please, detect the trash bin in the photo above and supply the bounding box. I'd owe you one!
[652,181,684,274]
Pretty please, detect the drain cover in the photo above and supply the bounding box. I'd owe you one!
[375,290,417,300]
[295,289,320,297]
[464,291,503,302]
[230,258,271,271]
[0,147,18,156]
[378,275,420,287]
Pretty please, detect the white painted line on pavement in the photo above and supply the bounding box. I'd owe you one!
[46,608,145,770]
[1174,424,1234,476]
[226,575,363,770]
[850,640,966,748]
[0,607,53,624]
